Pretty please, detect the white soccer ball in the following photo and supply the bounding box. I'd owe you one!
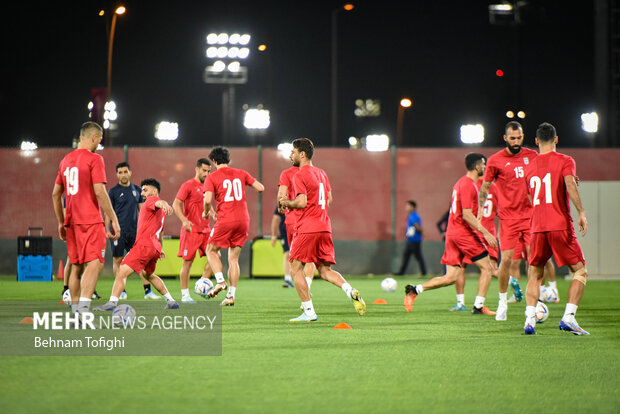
[541,286,557,303]
[112,304,137,326]
[194,277,214,296]
[62,290,71,305]
[535,301,549,324]
[381,277,397,292]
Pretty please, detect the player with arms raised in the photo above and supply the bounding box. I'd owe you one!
[522,123,589,335]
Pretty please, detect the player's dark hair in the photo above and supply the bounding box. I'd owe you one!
[116,161,130,171]
[80,121,102,136]
[209,147,230,165]
[536,122,557,143]
[465,153,485,171]
[293,138,314,160]
[407,200,417,208]
[505,121,522,134]
[196,158,211,167]
[140,178,161,193]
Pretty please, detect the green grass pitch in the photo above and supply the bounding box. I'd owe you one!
[1,274,619,413]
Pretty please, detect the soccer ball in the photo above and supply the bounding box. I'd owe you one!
[112,304,136,326]
[535,301,549,324]
[194,277,214,296]
[541,286,558,303]
[381,277,397,292]
[62,290,71,305]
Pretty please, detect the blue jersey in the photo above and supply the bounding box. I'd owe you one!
[108,183,143,236]
[406,211,422,243]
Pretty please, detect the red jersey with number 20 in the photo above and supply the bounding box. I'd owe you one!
[524,151,577,233]
[278,166,300,226]
[134,196,166,252]
[447,175,480,239]
[292,165,332,234]
[55,148,107,226]
[483,147,538,220]
[204,167,256,223]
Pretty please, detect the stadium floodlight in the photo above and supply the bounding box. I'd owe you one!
[506,110,514,118]
[244,108,270,129]
[206,33,218,44]
[517,110,526,119]
[227,61,240,72]
[228,47,239,58]
[212,60,226,72]
[365,134,390,152]
[87,101,94,110]
[20,141,38,151]
[348,137,358,147]
[217,33,229,44]
[229,33,241,44]
[277,142,293,159]
[460,124,485,144]
[155,121,179,141]
[239,34,251,45]
[581,112,598,133]
[97,144,104,150]
[238,47,250,59]
[206,47,218,58]
[489,4,513,12]
[103,120,110,129]
[217,46,228,58]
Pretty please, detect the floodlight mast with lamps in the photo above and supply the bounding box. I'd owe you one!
[396,98,412,147]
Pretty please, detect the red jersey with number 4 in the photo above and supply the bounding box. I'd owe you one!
[175,179,210,233]
[476,180,498,236]
[55,148,107,226]
[278,166,300,226]
[483,147,538,220]
[204,167,256,223]
[524,151,577,233]
[292,165,332,234]
[134,196,166,252]
[447,175,479,239]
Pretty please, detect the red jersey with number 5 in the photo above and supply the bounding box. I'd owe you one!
[134,196,166,252]
[55,148,107,226]
[204,167,256,223]
[292,165,332,234]
[483,147,538,220]
[524,151,576,233]
[476,180,498,236]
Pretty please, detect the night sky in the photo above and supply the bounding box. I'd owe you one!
[2,0,596,149]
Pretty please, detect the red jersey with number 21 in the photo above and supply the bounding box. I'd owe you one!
[524,151,577,233]
[134,196,166,252]
[204,167,256,223]
[292,165,331,234]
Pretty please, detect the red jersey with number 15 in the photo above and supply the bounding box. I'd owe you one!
[134,196,166,252]
[483,147,538,220]
[204,167,256,223]
[447,175,480,239]
[476,180,498,236]
[292,165,332,234]
[55,148,107,226]
[278,166,300,225]
[524,151,577,233]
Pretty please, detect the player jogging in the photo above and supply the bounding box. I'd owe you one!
[522,123,589,335]
[279,138,366,322]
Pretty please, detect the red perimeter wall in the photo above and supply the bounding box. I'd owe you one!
[2,147,619,242]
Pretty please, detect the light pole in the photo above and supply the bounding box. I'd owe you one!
[105,6,126,100]
[331,3,354,147]
[396,98,412,147]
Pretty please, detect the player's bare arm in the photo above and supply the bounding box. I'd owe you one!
[565,175,588,236]
[277,185,288,213]
[103,213,113,238]
[463,207,498,248]
[280,193,307,210]
[252,180,265,192]
[202,191,214,220]
[327,190,333,208]
[477,180,492,221]
[173,198,192,232]
[270,214,282,246]
[155,200,174,216]
[51,183,66,241]
[94,183,121,240]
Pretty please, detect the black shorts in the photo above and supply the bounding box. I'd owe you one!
[281,235,290,253]
[110,232,136,257]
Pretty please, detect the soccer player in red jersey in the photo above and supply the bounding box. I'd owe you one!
[522,123,589,335]
[203,147,264,306]
[95,179,180,311]
[279,138,366,322]
[173,158,216,303]
[405,153,498,315]
[52,122,120,313]
[277,164,316,289]
[478,121,539,321]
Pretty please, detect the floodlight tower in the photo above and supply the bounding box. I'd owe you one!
[204,32,251,145]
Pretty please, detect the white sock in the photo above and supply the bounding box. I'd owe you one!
[499,292,507,305]
[181,288,190,297]
[214,272,225,284]
[563,303,578,320]
[110,296,119,304]
[341,282,353,297]
[164,292,174,301]
[474,296,485,308]
[284,274,293,282]
[416,284,424,294]
[525,305,536,325]
[228,286,236,299]
[78,297,92,311]
[302,300,316,315]
[306,277,313,288]
[549,281,557,290]
[456,294,465,306]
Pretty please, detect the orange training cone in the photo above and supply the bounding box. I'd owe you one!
[373,298,388,305]
[57,259,64,280]
[19,317,34,324]
[333,322,352,330]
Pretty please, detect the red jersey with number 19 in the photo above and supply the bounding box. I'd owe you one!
[292,165,332,234]
[134,196,166,252]
[524,151,577,233]
[446,175,480,239]
[278,166,300,226]
[204,167,256,223]
[55,148,107,226]
[483,147,538,220]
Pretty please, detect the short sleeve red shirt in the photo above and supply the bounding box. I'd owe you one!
[134,196,166,252]
[476,180,498,236]
[175,178,210,233]
[446,175,479,239]
[524,151,576,233]
[204,167,256,223]
[292,165,332,234]
[483,147,538,220]
[278,166,300,225]
[55,148,107,226]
